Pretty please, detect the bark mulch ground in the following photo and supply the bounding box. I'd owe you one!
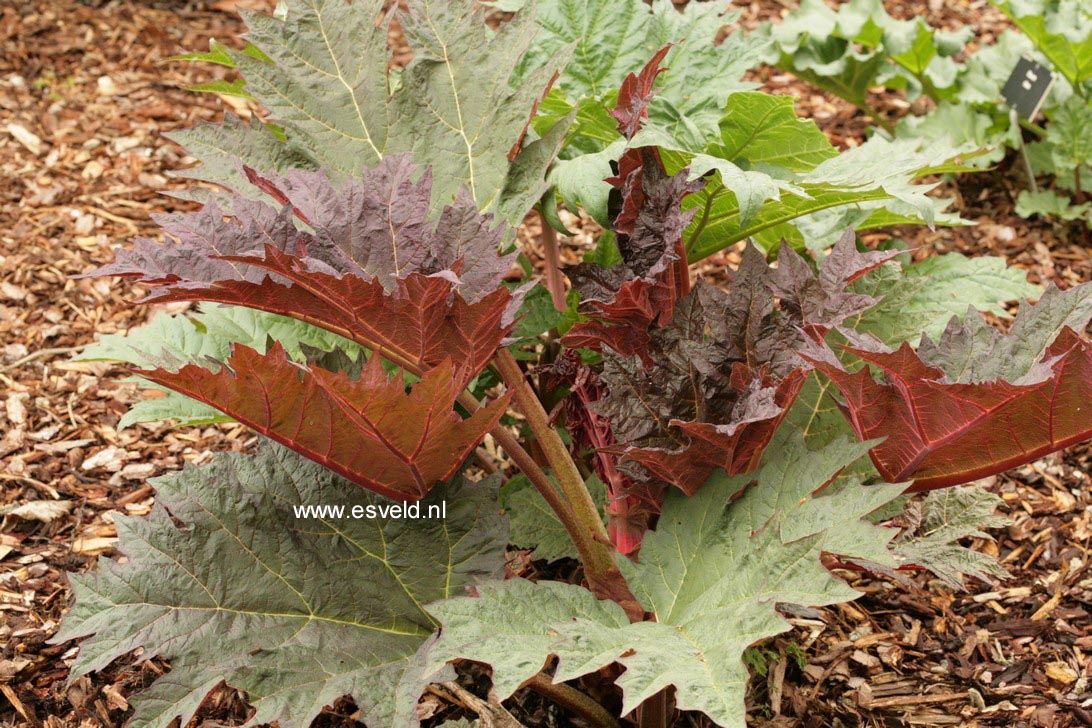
[1,0,1090,726]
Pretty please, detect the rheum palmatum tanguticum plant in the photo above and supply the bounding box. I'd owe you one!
[56,2,1092,727]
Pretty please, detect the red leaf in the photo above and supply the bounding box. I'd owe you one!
[610,44,673,139]
[622,366,809,495]
[140,343,509,501]
[81,155,518,385]
[154,245,512,387]
[563,147,702,363]
[808,324,1092,491]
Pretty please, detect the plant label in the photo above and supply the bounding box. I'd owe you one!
[1001,57,1054,120]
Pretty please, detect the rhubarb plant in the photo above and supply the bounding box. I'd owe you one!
[758,0,973,126]
[58,3,1092,728]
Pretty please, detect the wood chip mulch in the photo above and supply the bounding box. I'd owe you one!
[0,1,1090,726]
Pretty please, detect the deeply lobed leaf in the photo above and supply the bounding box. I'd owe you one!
[81,304,365,429]
[428,433,907,727]
[807,282,1092,490]
[191,0,564,223]
[592,231,898,497]
[55,445,508,728]
[84,156,517,386]
[562,47,703,361]
[139,344,508,501]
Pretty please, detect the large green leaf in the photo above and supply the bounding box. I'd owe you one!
[643,94,969,260]
[429,433,906,727]
[55,445,508,728]
[851,253,1041,343]
[1016,189,1092,220]
[513,0,755,122]
[996,0,1092,92]
[175,0,563,224]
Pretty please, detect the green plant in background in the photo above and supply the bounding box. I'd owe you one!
[761,0,1092,228]
[985,1,1091,226]
[758,0,972,129]
[56,2,1092,727]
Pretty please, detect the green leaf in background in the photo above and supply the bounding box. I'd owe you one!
[171,39,271,67]
[55,445,508,728]
[895,102,1016,166]
[1044,96,1092,175]
[996,0,1092,92]
[505,475,607,561]
[851,253,1041,343]
[686,154,805,230]
[1016,189,1092,220]
[510,283,566,341]
[548,138,624,226]
[429,433,906,727]
[760,0,971,112]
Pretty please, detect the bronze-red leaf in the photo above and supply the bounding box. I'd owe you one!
[806,282,1092,489]
[139,343,509,501]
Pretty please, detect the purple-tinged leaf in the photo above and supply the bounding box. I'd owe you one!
[592,235,897,498]
[563,147,703,363]
[84,154,514,304]
[82,155,519,385]
[770,228,901,336]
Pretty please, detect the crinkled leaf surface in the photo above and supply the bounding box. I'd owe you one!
[593,232,897,495]
[561,50,702,361]
[888,488,1009,589]
[809,283,1092,489]
[563,148,702,361]
[785,252,1039,479]
[55,445,508,728]
[428,433,906,727]
[141,344,508,500]
[85,157,516,386]
[200,0,562,222]
[850,253,1041,343]
[514,0,754,122]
